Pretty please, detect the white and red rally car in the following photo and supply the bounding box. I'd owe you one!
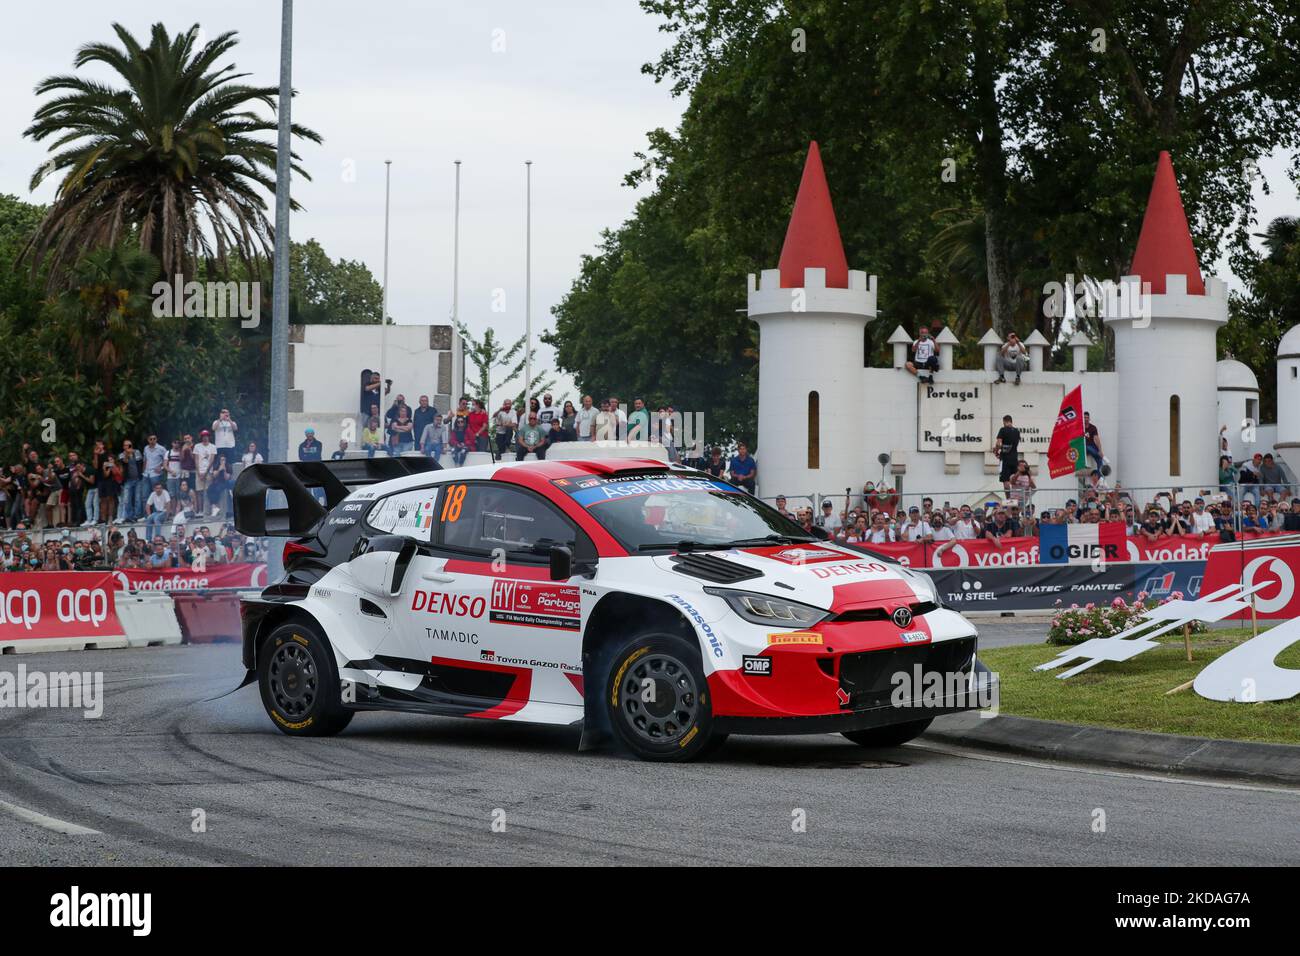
[233,456,993,761]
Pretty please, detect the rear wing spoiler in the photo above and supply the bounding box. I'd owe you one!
[233,458,441,537]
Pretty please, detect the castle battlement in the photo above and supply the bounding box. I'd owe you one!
[747,267,877,317]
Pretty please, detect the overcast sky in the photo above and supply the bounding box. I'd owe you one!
[1,1,1295,411]
[0,0,688,407]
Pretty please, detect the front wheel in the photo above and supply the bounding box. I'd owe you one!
[842,717,933,749]
[603,631,717,762]
[258,621,353,737]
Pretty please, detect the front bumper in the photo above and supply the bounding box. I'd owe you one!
[713,658,998,735]
[707,611,993,721]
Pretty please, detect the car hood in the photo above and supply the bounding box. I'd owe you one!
[651,542,933,613]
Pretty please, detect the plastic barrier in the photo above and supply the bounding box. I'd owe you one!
[170,591,243,644]
[114,590,184,648]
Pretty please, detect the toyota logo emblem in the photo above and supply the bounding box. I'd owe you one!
[891,606,913,628]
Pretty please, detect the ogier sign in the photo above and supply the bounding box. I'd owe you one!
[0,572,125,643]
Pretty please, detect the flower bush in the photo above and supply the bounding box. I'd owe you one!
[1046,592,1208,646]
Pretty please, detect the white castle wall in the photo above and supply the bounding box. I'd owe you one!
[290,323,459,420]
[854,368,1121,503]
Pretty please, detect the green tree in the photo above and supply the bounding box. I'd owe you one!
[289,239,383,324]
[22,21,320,287]
[51,243,160,404]
[1219,216,1300,422]
[551,0,1300,446]
[457,321,526,407]
[0,194,47,330]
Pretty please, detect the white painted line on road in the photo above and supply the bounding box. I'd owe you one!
[0,799,101,835]
[909,742,1300,797]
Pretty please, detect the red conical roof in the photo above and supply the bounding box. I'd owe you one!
[1129,151,1204,295]
[778,141,849,289]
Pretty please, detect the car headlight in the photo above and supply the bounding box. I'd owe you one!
[924,575,946,609]
[704,587,830,627]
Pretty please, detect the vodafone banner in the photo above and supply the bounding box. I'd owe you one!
[111,562,268,592]
[1202,534,1300,620]
[0,572,124,643]
[858,533,1286,569]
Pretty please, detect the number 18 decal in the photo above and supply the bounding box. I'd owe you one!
[441,483,468,523]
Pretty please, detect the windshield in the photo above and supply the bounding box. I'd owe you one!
[550,472,812,551]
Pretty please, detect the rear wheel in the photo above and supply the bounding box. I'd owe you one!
[603,631,717,762]
[258,621,353,737]
[842,717,932,748]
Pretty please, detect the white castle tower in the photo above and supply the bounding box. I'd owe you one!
[1104,151,1227,493]
[1216,358,1261,465]
[1277,322,1300,464]
[748,142,877,499]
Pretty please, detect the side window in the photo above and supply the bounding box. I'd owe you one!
[437,482,577,556]
[365,487,440,543]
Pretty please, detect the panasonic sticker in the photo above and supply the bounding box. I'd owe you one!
[666,594,725,659]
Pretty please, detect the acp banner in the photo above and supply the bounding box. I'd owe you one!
[112,562,267,592]
[0,571,125,642]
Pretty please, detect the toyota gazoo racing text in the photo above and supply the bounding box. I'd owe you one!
[231,456,996,761]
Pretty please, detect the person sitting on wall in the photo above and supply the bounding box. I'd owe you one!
[448,412,470,467]
[995,331,1029,385]
[516,413,547,462]
[905,327,939,383]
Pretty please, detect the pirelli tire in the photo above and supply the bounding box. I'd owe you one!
[842,717,933,749]
[258,621,353,737]
[603,630,718,762]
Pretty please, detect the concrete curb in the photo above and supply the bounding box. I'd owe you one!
[923,711,1300,787]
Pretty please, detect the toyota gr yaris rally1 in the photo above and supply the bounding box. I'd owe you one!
[232,457,994,761]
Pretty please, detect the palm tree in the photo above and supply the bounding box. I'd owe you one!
[23,22,320,288]
[52,243,160,403]
[1258,216,1298,262]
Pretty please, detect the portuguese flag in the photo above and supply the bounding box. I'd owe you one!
[1047,385,1086,478]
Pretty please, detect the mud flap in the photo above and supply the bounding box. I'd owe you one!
[204,668,257,703]
[578,648,614,752]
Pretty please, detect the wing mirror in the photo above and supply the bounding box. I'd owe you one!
[549,545,596,581]
[549,545,573,581]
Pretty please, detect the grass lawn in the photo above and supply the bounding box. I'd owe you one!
[979,627,1300,745]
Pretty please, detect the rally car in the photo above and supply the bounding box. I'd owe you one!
[232,456,994,761]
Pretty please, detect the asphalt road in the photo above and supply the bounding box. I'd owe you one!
[1,629,1297,866]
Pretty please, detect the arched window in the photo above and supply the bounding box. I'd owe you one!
[808,391,820,469]
[1169,395,1181,476]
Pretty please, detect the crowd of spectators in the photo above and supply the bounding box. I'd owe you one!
[345,377,701,468]
[1,522,266,572]
[1,408,272,571]
[764,406,1297,547]
[773,479,1300,551]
